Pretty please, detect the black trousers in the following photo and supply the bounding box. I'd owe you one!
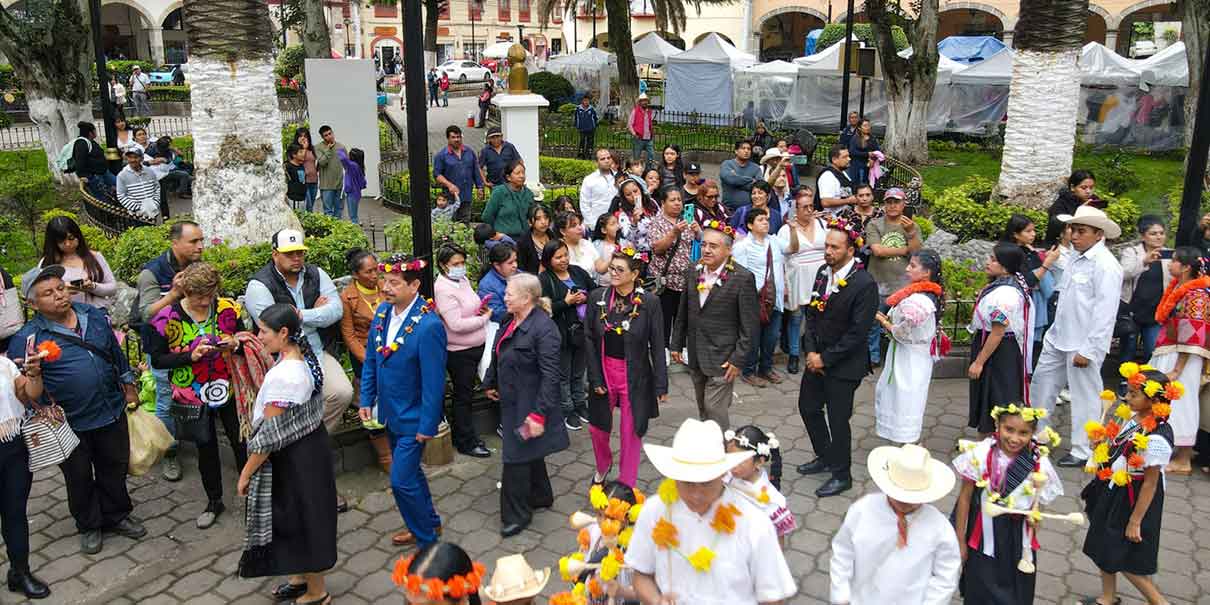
[0,440,32,571]
[659,289,682,349]
[500,458,554,527]
[478,102,489,127]
[447,346,485,452]
[578,130,595,159]
[60,418,133,532]
[798,373,859,478]
[198,402,247,504]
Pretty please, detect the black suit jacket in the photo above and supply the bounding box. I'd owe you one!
[803,264,878,381]
[670,259,759,376]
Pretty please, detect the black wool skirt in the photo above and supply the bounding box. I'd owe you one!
[969,334,1024,433]
[957,495,1036,605]
[239,425,338,578]
[1081,476,1165,576]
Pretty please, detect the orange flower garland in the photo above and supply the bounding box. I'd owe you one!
[577,527,591,550]
[885,281,943,309]
[1154,275,1210,324]
[652,518,679,549]
[391,555,486,599]
[551,592,588,605]
[709,503,740,534]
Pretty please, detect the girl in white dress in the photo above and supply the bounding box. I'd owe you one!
[724,425,797,545]
[874,250,945,444]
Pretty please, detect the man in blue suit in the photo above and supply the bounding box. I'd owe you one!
[359,254,447,547]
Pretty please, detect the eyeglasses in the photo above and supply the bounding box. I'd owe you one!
[607,266,631,274]
[704,194,719,199]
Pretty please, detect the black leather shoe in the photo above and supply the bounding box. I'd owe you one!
[796,458,828,475]
[110,517,147,539]
[8,569,50,599]
[80,530,102,554]
[815,476,853,498]
[1057,454,1088,468]
[501,522,528,537]
[460,444,492,458]
[787,356,800,375]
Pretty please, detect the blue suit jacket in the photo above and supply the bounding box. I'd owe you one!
[359,301,448,437]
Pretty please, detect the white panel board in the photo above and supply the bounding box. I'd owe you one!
[304,58,382,198]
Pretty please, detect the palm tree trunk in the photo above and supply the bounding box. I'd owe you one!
[1181,0,1209,150]
[184,0,300,247]
[996,0,1089,206]
[425,0,440,69]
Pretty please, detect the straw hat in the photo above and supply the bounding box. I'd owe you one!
[480,554,550,602]
[1057,205,1121,239]
[644,419,754,483]
[867,444,956,504]
[760,147,787,165]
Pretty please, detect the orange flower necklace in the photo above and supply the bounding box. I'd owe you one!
[1154,275,1210,324]
[391,554,486,600]
[885,281,943,308]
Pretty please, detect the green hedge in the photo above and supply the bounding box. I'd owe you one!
[0,64,14,89]
[384,217,483,286]
[148,84,191,102]
[96,60,158,85]
[816,23,909,53]
[529,71,575,109]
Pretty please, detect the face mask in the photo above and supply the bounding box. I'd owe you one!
[448,266,467,281]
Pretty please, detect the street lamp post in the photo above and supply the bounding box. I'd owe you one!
[88,0,119,164]
[401,0,435,296]
[470,0,476,61]
[837,0,855,130]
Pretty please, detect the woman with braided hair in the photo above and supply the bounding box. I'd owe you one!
[967,243,1035,436]
[873,249,946,444]
[238,303,337,605]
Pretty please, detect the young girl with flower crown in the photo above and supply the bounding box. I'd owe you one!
[952,403,1063,604]
[1080,364,1176,605]
[555,481,644,605]
[724,425,797,546]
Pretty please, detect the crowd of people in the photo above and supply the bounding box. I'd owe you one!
[5,112,1210,604]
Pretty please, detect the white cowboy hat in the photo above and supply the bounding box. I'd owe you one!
[1057,205,1121,239]
[480,554,550,602]
[760,147,787,165]
[644,419,754,483]
[867,444,956,504]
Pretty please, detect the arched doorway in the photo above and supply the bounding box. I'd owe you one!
[693,31,734,46]
[758,9,826,61]
[161,7,188,64]
[1085,8,1108,45]
[1116,1,1181,56]
[938,7,1005,39]
[101,2,156,61]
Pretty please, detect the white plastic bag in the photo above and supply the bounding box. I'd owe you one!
[478,321,499,381]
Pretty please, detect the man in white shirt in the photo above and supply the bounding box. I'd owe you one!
[830,444,960,605]
[816,144,858,215]
[1030,206,1123,467]
[628,418,797,605]
[578,148,617,230]
[128,66,151,116]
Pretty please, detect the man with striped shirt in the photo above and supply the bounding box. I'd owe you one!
[116,150,160,220]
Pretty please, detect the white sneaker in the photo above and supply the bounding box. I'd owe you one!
[1057,388,1071,406]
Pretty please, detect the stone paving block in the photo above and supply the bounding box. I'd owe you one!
[169,568,223,599]
[351,569,397,601]
[127,571,176,600]
[357,490,396,515]
[324,569,359,596]
[213,574,260,601]
[343,547,394,577]
[81,553,136,588]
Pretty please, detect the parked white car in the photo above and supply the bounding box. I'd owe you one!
[438,60,492,83]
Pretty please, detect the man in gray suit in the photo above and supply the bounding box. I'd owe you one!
[671,226,759,430]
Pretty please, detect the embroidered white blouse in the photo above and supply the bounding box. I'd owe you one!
[952,438,1063,557]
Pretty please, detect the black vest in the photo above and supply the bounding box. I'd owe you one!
[250,263,340,354]
[819,166,853,210]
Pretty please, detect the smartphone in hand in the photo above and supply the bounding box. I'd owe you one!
[682,203,695,224]
[479,293,494,311]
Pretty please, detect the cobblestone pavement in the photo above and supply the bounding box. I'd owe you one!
[5,371,1210,604]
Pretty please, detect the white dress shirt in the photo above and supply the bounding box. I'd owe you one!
[829,494,961,605]
[579,170,618,230]
[626,487,797,605]
[698,264,724,307]
[1044,238,1122,363]
[387,296,420,343]
[824,257,857,295]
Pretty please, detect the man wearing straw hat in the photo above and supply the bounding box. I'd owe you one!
[829,443,961,605]
[481,554,549,604]
[626,418,796,605]
[1029,205,1122,468]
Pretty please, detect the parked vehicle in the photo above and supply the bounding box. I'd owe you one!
[437,60,493,83]
[1129,41,1157,59]
[149,64,186,85]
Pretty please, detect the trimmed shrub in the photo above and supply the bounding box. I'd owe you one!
[147,84,191,102]
[384,217,483,285]
[530,71,575,109]
[275,44,307,81]
[99,60,158,85]
[0,64,14,89]
[816,24,909,53]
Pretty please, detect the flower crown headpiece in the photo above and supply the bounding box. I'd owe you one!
[724,429,780,458]
[391,554,487,600]
[990,402,1048,423]
[701,219,735,237]
[588,484,646,524]
[617,246,650,265]
[827,217,864,248]
[1118,362,1185,402]
[379,257,427,274]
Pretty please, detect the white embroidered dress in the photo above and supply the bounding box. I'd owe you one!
[874,292,938,443]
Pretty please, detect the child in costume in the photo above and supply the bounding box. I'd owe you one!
[1080,363,1177,605]
[952,403,1063,604]
[556,481,644,605]
[391,541,487,605]
[724,425,797,544]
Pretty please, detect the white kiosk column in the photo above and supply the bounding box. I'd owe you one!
[490,43,549,195]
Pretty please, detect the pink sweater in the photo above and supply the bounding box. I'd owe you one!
[434,274,490,351]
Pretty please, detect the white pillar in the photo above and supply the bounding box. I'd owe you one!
[1002,31,1014,49]
[148,27,166,65]
[492,92,550,192]
[1104,30,1119,52]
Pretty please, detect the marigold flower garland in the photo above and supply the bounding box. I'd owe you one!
[884,280,943,309]
[695,259,737,294]
[649,479,740,574]
[391,553,486,600]
[1153,275,1210,324]
[373,298,434,359]
[599,288,645,335]
[556,485,646,598]
[1084,363,1177,490]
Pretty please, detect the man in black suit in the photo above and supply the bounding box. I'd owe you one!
[671,226,758,430]
[796,221,878,497]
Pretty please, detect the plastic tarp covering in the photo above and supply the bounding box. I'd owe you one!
[805,29,822,56]
[633,33,681,65]
[546,48,618,114]
[1138,42,1189,88]
[734,61,802,124]
[664,33,756,116]
[938,36,1007,64]
[780,74,889,128]
[1077,85,1188,150]
[1079,42,1142,86]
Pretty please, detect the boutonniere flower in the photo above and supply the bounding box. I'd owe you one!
[621,320,631,331]
[837,278,847,288]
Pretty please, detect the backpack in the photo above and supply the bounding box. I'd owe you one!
[56,137,86,174]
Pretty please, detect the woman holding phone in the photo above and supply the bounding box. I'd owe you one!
[1118,215,1170,363]
[144,262,248,530]
[539,240,596,430]
[0,344,51,599]
[38,216,117,310]
[433,241,492,459]
[647,187,698,350]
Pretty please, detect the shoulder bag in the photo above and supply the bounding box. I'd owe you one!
[758,244,776,325]
[23,396,80,471]
[0,284,21,340]
[644,230,684,296]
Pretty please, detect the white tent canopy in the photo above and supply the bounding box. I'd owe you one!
[633,33,681,65]
[1079,42,1141,86]
[1138,42,1189,88]
[482,41,524,59]
[664,33,756,115]
[792,35,858,74]
[545,48,618,113]
[950,48,1013,85]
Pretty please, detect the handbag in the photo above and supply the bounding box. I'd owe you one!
[758,244,775,325]
[644,230,684,296]
[0,283,21,340]
[22,398,80,472]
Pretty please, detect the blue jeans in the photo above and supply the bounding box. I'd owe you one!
[304,183,319,212]
[346,191,362,224]
[745,310,782,376]
[784,308,806,357]
[148,356,177,450]
[848,161,870,186]
[321,189,343,218]
[388,429,442,546]
[1120,323,1161,362]
[631,137,654,166]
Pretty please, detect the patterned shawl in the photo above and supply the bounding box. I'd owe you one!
[225,335,275,440]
